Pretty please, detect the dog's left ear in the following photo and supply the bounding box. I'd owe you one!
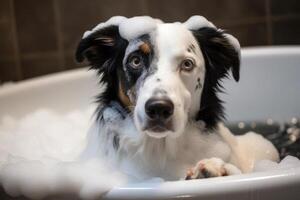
[75,25,127,71]
[191,27,240,82]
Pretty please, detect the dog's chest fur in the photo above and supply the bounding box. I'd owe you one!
[84,105,231,180]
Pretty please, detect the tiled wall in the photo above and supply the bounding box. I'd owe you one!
[0,0,299,83]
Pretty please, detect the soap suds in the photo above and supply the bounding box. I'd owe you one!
[183,16,240,52]
[83,16,158,41]
[224,33,241,53]
[0,158,126,200]
[0,108,126,199]
[82,15,236,48]
[183,15,216,30]
[83,16,127,38]
[119,16,159,41]
[0,109,93,162]
[82,15,240,53]
[0,108,299,199]
[254,155,300,172]
[0,15,297,199]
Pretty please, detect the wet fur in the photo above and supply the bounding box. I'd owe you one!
[76,19,278,180]
[76,26,239,128]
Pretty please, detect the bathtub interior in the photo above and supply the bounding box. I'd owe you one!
[0,46,300,199]
[0,70,99,119]
[221,47,300,123]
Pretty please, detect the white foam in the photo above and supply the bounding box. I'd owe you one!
[254,156,300,172]
[119,16,159,41]
[183,16,240,52]
[0,108,126,199]
[83,16,127,38]
[0,158,126,200]
[0,109,93,161]
[183,15,216,30]
[224,33,241,53]
[83,16,158,41]
[0,108,300,199]
[82,15,240,53]
[83,16,219,42]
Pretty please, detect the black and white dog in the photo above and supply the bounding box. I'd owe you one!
[76,16,278,181]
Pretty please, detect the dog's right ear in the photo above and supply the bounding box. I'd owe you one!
[75,25,127,70]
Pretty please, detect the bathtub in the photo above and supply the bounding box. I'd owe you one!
[0,46,300,199]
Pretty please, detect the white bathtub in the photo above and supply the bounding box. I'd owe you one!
[0,46,300,200]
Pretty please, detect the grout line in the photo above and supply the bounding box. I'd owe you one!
[266,0,273,45]
[9,0,22,81]
[64,50,76,56]
[0,19,9,24]
[53,0,65,70]
[19,51,59,59]
[215,17,267,27]
[140,0,149,14]
[213,14,300,29]
[271,14,300,21]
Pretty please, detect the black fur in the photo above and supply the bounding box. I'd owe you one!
[75,25,128,119]
[192,27,240,129]
[76,25,240,130]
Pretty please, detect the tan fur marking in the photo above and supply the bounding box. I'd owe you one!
[139,43,151,54]
[95,37,115,46]
[118,81,132,108]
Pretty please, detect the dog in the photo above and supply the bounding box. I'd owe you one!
[76,16,279,181]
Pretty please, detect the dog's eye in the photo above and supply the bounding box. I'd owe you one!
[181,59,195,72]
[128,55,142,69]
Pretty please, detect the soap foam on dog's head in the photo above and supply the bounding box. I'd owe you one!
[83,16,159,41]
[83,15,240,53]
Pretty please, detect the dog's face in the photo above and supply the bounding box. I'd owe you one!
[130,24,205,138]
[76,16,240,139]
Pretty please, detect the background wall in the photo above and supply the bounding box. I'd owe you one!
[0,0,299,83]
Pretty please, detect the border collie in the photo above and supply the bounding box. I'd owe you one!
[76,16,279,181]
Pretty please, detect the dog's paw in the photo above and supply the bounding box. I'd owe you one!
[185,157,241,180]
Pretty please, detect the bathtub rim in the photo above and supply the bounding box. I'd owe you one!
[105,166,300,199]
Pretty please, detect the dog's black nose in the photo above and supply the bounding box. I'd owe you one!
[145,98,174,121]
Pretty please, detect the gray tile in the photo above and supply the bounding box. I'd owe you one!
[0,59,19,83]
[98,0,146,18]
[272,18,300,44]
[59,0,147,52]
[64,52,87,70]
[21,54,61,79]
[0,0,11,23]
[146,0,266,22]
[271,0,300,16]
[0,22,15,60]
[14,0,58,54]
[58,0,102,52]
[223,22,269,47]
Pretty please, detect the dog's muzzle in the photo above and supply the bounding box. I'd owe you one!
[143,97,174,132]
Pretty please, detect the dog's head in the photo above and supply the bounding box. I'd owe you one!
[76,16,240,139]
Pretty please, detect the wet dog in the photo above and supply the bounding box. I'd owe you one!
[76,16,278,181]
